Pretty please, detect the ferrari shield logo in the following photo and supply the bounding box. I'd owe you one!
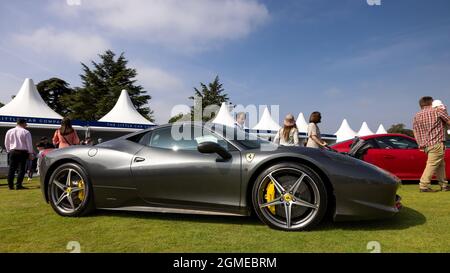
[246,153,255,162]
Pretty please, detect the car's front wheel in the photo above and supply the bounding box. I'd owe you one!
[252,162,328,231]
[48,163,95,217]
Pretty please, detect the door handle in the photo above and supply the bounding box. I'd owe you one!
[134,157,146,163]
[383,155,395,159]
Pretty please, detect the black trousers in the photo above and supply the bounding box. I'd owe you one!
[7,150,29,189]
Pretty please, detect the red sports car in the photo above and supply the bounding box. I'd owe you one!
[331,134,450,181]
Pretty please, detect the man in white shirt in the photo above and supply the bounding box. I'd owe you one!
[4,119,34,190]
[234,112,246,130]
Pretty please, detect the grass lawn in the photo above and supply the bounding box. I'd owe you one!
[1,178,449,253]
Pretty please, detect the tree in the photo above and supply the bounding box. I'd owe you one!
[37,78,74,117]
[387,123,414,137]
[68,50,153,121]
[0,101,4,108]
[168,113,185,123]
[189,76,229,122]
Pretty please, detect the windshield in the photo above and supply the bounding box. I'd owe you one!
[210,124,273,149]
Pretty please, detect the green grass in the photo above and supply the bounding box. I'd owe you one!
[0,178,449,253]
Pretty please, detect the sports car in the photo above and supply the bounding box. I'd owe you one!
[40,123,401,231]
[332,134,450,181]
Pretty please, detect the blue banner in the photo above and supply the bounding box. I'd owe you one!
[0,115,155,130]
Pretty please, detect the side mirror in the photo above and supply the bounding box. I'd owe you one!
[197,141,232,160]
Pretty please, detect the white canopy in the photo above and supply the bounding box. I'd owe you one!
[296,112,309,133]
[99,90,154,125]
[357,122,374,137]
[212,102,236,127]
[253,107,281,131]
[0,78,62,119]
[335,119,356,142]
[376,124,388,134]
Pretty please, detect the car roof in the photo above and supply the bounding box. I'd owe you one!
[332,133,415,146]
[360,133,415,140]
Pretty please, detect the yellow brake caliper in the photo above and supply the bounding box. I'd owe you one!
[264,181,276,215]
[78,179,85,201]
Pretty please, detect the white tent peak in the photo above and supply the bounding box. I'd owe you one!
[335,119,356,142]
[376,124,388,134]
[253,107,281,131]
[0,78,62,119]
[296,112,309,133]
[99,89,154,125]
[212,102,236,127]
[357,122,374,137]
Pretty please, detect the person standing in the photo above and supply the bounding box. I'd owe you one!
[273,114,300,146]
[306,112,328,149]
[40,136,55,149]
[25,153,36,182]
[52,118,80,148]
[413,96,450,193]
[234,112,246,130]
[4,119,34,190]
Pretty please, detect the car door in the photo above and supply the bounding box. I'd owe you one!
[130,124,242,209]
[365,136,422,179]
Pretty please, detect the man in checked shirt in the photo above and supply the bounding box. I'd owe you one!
[413,96,450,192]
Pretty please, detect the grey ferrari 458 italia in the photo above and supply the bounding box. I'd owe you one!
[40,122,402,231]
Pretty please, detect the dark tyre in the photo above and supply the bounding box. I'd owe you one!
[252,162,327,231]
[48,163,95,217]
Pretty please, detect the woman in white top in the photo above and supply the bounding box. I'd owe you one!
[273,114,299,146]
[306,112,328,149]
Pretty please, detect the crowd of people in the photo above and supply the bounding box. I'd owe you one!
[271,112,328,148]
[233,111,329,148]
[4,117,93,190]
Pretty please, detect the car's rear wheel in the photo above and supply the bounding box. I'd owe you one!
[48,163,95,217]
[252,162,327,231]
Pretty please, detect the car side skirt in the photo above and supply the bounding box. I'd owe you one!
[98,206,248,217]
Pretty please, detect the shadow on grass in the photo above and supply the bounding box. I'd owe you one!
[318,206,426,231]
[92,206,425,231]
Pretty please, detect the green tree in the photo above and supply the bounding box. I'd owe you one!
[387,123,414,137]
[37,78,74,116]
[0,101,4,108]
[68,50,153,121]
[168,113,185,123]
[189,76,229,122]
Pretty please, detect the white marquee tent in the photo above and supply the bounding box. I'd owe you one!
[253,107,281,131]
[335,119,356,142]
[212,102,236,127]
[296,112,309,133]
[357,122,374,137]
[0,78,62,119]
[376,124,388,134]
[99,90,154,125]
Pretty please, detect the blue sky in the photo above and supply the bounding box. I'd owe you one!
[0,0,449,132]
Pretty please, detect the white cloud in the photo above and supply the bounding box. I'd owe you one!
[52,0,270,52]
[135,65,184,92]
[133,64,191,123]
[324,87,342,98]
[12,28,110,62]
